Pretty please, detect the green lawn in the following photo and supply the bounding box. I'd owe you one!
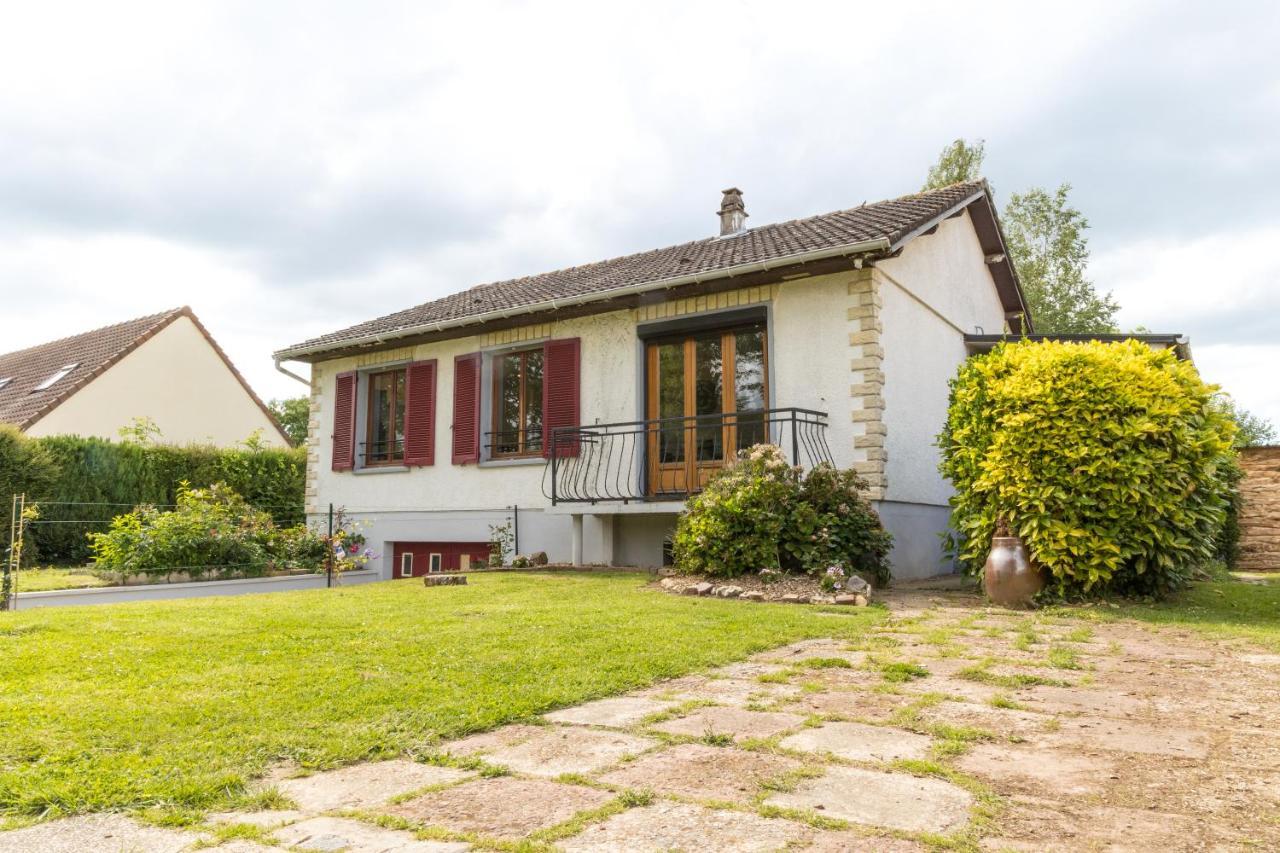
[0,572,880,821]
[1056,579,1280,652]
[9,567,110,592]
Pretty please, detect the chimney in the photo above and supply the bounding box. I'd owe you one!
[717,187,747,236]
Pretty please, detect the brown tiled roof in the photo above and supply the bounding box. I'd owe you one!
[0,308,290,443]
[279,180,1012,358]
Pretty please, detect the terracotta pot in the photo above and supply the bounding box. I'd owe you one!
[983,535,1047,607]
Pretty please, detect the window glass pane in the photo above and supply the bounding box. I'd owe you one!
[496,353,522,454]
[369,372,394,462]
[694,336,724,462]
[524,350,543,452]
[657,343,684,463]
[394,370,406,458]
[735,327,767,449]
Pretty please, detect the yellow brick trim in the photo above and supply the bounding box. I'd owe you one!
[480,323,554,348]
[635,284,779,322]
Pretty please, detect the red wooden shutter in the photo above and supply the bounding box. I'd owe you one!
[331,371,357,471]
[542,337,581,458]
[403,359,437,467]
[451,353,482,464]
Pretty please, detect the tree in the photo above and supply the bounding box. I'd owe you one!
[268,397,310,446]
[1216,396,1277,448]
[922,139,986,190]
[1003,184,1119,334]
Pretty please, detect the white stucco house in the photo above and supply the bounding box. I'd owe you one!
[0,307,290,447]
[275,180,1037,580]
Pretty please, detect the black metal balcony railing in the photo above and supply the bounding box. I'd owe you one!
[543,407,831,505]
[359,438,404,465]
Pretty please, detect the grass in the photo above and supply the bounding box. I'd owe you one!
[0,571,881,820]
[1051,578,1280,652]
[9,567,109,592]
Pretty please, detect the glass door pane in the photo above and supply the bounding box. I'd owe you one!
[657,342,685,463]
[694,335,724,462]
[734,327,767,449]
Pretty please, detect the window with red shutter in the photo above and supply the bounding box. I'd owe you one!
[403,359,437,466]
[452,353,482,464]
[541,337,581,458]
[331,371,357,471]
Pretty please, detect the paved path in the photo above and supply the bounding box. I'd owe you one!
[4,583,1279,851]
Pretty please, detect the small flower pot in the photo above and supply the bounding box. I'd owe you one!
[983,534,1047,607]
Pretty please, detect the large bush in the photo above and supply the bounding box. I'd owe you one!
[22,436,305,564]
[939,339,1237,596]
[673,444,892,584]
[88,482,326,579]
[0,425,61,566]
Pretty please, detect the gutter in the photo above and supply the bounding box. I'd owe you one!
[274,236,892,362]
[274,358,311,387]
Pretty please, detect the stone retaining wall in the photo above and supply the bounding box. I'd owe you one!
[1238,446,1280,572]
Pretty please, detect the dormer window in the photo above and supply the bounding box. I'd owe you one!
[0,377,11,390]
[34,364,78,391]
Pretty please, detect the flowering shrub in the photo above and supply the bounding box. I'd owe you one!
[939,340,1238,596]
[88,482,331,579]
[673,444,891,583]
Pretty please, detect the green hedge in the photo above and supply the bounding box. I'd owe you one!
[0,432,305,565]
[938,339,1237,597]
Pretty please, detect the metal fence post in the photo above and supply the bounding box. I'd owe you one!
[790,414,800,466]
[326,502,334,589]
[3,494,24,612]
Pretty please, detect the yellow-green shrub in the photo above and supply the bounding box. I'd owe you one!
[939,340,1237,596]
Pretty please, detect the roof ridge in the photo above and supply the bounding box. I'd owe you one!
[0,306,185,361]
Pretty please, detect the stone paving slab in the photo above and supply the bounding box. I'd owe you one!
[639,675,801,706]
[980,798,1219,852]
[1047,717,1211,758]
[918,701,1052,740]
[558,800,810,852]
[651,706,806,742]
[272,816,470,852]
[597,742,802,802]
[276,759,473,811]
[386,777,614,840]
[446,724,656,776]
[803,830,927,851]
[752,638,858,662]
[780,720,933,763]
[0,815,194,853]
[956,743,1115,795]
[782,686,914,720]
[544,696,673,728]
[765,765,973,834]
[1015,684,1150,717]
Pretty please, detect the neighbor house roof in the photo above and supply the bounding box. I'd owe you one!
[277,179,1028,361]
[0,307,288,440]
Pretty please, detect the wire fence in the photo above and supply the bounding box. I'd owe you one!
[3,494,328,610]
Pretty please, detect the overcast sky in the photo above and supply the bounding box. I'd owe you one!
[2,1,1277,426]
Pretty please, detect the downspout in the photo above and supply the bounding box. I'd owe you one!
[274,357,311,388]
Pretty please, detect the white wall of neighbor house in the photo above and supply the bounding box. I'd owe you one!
[26,316,288,447]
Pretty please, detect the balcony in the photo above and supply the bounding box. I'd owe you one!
[543,407,831,505]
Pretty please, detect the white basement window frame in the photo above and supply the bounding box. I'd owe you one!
[33,363,79,391]
[400,552,413,578]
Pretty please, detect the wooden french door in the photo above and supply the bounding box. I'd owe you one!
[645,324,768,496]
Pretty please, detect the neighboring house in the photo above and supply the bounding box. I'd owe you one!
[276,180,1035,579]
[0,307,290,447]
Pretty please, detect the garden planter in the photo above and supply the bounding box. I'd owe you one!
[983,528,1046,607]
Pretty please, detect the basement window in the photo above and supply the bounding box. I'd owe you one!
[33,364,79,391]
